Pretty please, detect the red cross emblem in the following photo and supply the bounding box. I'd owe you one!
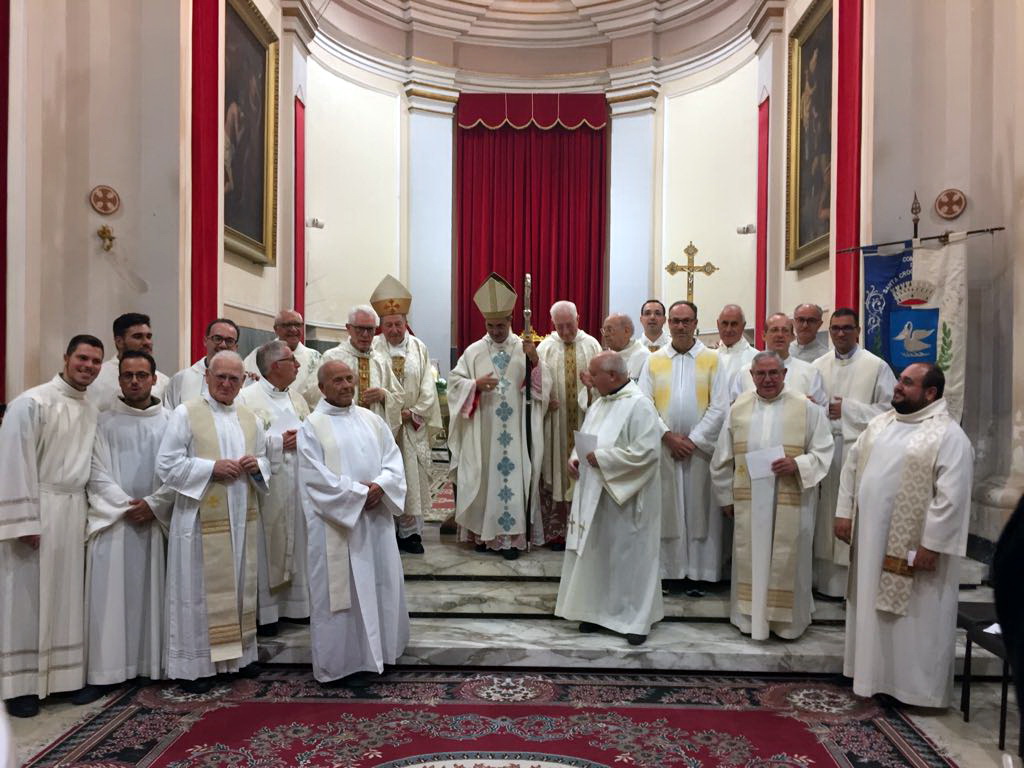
[934,188,965,220]
[89,185,121,216]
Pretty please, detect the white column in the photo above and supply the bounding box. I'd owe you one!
[607,86,659,323]
[404,83,457,375]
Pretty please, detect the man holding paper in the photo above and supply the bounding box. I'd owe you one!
[555,352,665,646]
[237,340,311,634]
[834,363,972,707]
[711,351,833,641]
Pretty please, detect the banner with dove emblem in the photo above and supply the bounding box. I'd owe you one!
[863,233,967,419]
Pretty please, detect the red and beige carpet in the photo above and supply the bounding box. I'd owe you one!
[24,668,957,767]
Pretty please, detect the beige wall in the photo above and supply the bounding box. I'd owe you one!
[303,49,402,329]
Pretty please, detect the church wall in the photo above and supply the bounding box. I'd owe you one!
[868,0,1024,549]
[5,0,184,393]
[659,56,758,334]
[303,50,402,331]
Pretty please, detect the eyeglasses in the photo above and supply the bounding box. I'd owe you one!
[794,317,821,325]
[829,325,857,333]
[349,325,376,335]
[752,370,784,378]
[212,373,242,384]
[118,371,153,381]
[669,317,697,326]
[273,356,298,367]
[208,334,238,347]
[275,322,302,329]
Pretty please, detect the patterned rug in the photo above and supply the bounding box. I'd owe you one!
[426,467,454,522]
[24,668,958,767]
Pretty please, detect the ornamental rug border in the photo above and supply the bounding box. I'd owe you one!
[24,668,958,768]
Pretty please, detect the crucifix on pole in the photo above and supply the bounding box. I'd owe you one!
[665,241,718,302]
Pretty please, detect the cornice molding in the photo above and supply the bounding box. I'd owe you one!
[747,0,786,48]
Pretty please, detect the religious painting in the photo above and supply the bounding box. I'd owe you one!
[785,0,832,270]
[224,0,279,265]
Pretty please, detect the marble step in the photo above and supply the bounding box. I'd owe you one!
[261,619,1004,676]
[403,579,848,621]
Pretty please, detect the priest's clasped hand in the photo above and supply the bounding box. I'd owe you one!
[476,374,499,392]
[125,498,155,524]
[828,396,843,420]
[212,459,243,480]
[364,482,384,509]
[282,429,298,452]
[585,451,599,468]
[834,518,852,544]
[771,457,799,476]
[239,455,260,474]
[360,387,387,406]
[522,341,539,365]
[567,458,580,479]
[662,432,695,460]
[18,534,40,549]
[913,546,939,571]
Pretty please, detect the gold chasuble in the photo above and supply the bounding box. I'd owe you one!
[184,398,259,663]
[306,412,353,611]
[729,391,806,623]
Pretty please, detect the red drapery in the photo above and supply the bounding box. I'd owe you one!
[456,93,608,348]
[755,98,769,349]
[190,0,219,362]
[835,0,863,311]
[0,0,8,401]
[294,96,305,316]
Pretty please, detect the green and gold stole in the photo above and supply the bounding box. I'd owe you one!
[730,391,806,623]
[184,398,259,663]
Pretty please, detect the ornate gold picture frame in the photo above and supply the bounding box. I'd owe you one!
[224,0,279,265]
[785,0,832,270]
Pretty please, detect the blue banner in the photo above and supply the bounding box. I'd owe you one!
[862,242,913,374]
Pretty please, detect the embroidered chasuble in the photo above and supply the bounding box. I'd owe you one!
[447,334,551,547]
[184,398,260,662]
[297,400,409,682]
[835,398,972,707]
[555,381,665,635]
[711,388,832,640]
[372,333,443,535]
[0,375,98,700]
[638,340,729,581]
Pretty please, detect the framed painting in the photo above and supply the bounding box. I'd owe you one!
[785,0,832,270]
[224,0,279,265]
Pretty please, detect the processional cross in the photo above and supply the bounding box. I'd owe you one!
[665,241,718,302]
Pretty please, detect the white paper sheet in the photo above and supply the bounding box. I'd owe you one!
[984,622,1002,635]
[268,411,301,438]
[574,431,598,477]
[745,445,785,480]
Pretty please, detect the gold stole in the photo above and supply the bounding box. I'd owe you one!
[850,407,949,615]
[244,387,309,589]
[647,347,718,422]
[306,411,353,612]
[731,392,806,623]
[564,341,578,457]
[356,356,371,398]
[390,355,405,381]
[184,398,259,663]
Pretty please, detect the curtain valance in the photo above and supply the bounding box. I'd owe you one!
[457,93,608,130]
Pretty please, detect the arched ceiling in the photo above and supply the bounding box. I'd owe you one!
[296,0,775,90]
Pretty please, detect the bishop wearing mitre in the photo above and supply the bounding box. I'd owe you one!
[447,273,551,560]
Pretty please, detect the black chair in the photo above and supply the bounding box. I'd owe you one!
[958,602,1022,755]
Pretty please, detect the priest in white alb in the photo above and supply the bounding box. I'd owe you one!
[369,275,442,555]
[237,340,311,632]
[834,363,972,707]
[243,309,322,409]
[638,300,729,584]
[297,360,409,685]
[448,273,550,560]
[320,305,402,431]
[712,352,833,640]
[640,299,670,352]
[0,335,105,718]
[157,351,269,693]
[537,300,601,549]
[163,318,241,409]
[730,313,827,405]
[87,312,170,411]
[790,303,829,363]
[555,352,664,646]
[600,313,649,381]
[812,308,897,597]
[85,351,175,686]
[713,304,759,385]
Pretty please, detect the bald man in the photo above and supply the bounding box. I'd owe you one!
[600,313,649,381]
[714,304,758,386]
[243,310,322,408]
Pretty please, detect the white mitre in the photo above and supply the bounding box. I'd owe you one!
[370,274,412,317]
[473,272,517,320]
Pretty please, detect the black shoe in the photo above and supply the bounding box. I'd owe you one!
[626,633,647,646]
[342,671,377,688]
[579,622,601,633]
[5,695,40,718]
[236,663,261,679]
[475,543,489,553]
[548,542,566,552]
[69,684,109,705]
[397,535,425,554]
[501,548,520,561]
[178,677,215,694]
[257,621,279,637]
[280,615,310,625]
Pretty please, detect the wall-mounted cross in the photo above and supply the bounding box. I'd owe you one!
[665,241,718,302]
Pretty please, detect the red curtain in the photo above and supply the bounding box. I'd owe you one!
[835,0,863,311]
[456,93,608,349]
[0,0,8,401]
[190,0,219,362]
[294,96,305,316]
[755,97,769,349]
